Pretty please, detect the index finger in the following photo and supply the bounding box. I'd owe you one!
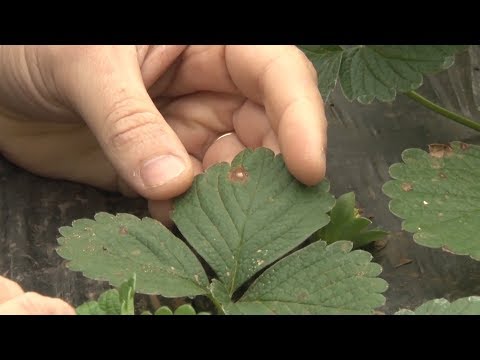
[225,45,327,185]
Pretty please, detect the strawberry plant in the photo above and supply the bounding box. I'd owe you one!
[56,148,388,315]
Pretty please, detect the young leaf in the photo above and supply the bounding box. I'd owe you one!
[231,241,387,314]
[155,306,174,315]
[76,289,122,315]
[317,192,388,248]
[396,297,480,315]
[300,45,468,104]
[57,213,209,297]
[173,304,197,315]
[383,141,480,260]
[118,274,136,315]
[76,275,136,315]
[172,148,335,297]
[153,304,208,315]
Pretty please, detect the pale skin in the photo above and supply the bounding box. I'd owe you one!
[0,45,327,315]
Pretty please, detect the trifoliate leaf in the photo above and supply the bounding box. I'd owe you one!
[317,192,388,248]
[215,241,387,315]
[57,213,209,297]
[396,296,480,315]
[172,148,335,297]
[300,45,468,104]
[383,141,480,260]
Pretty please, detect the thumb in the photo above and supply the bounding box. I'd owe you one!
[58,46,193,200]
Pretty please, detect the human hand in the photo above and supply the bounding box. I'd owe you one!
[0,276,75,315]
[0,45,327,225]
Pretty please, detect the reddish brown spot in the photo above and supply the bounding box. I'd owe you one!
[428,143,453,158]
[228,165,249,183]
[438,172,448,179]
[119,226,128,235]
[460,142,470,151]
[401,182,413,192]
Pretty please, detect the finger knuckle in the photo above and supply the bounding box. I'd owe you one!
[106,98,166,150]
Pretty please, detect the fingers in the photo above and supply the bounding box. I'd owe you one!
[0,276,24,303]
[148,155,203,227]
[54,46,193,201]
[0,276,76,315]
[202,133,246,169]
[0,292,76,315]
[225,45,327,185]
[232,100,281,154]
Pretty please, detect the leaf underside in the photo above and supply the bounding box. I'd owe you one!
[172,147,335,297]
[213,241,387,315]
[57,213,208,297]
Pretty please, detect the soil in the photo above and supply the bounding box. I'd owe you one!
[2,48,480,314]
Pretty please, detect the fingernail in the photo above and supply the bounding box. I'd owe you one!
[140,155,186,188]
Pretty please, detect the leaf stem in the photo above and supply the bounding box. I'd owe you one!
[405,90,480,132]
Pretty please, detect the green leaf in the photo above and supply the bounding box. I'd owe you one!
[396,297,480,315]
[173,304,197,315]
[76,289,122,315]
[221,241,387,315]
[317,192,388,248]
[154,304,207,315]
[383,141,480,260]
[76,275,136,315]
[155,306,173,315]
[300,45,343,102]
[172,148,335,297]
[118,273,136,315]
[301,45,468,104]
[57,213,209,297]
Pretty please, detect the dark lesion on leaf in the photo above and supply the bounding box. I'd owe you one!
[460,142,470,151]
[228,165,249,184]
[401,182,413,192]
[428,143,453,158]
[438,172,448,179]
[119,226,128,235]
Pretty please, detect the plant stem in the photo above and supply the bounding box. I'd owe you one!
[405,90,480,132]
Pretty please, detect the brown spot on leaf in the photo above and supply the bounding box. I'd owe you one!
[119,226,128,235]
[460,142,470,150]
[428,143,453,158]
[228,165,249,183]
[401,182,413,192]
[438,172,447,179]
